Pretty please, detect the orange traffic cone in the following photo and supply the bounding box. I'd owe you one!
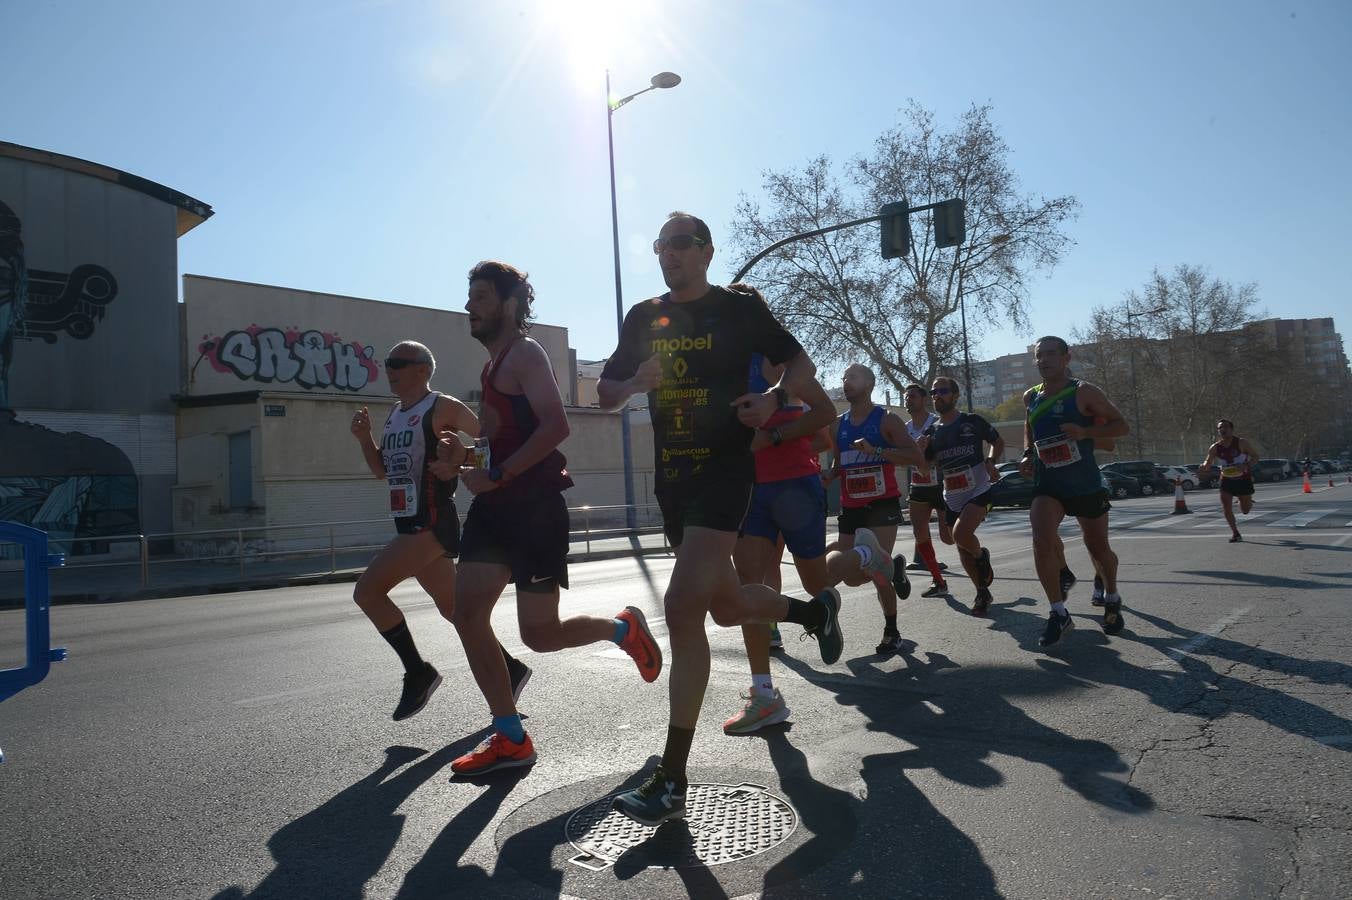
[1171,478,1191,514]
[1329,474,1336,487]
[1303,471,1313,493]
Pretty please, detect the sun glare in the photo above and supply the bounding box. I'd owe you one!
[536,0,661,89]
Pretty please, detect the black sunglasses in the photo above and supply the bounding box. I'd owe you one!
[652,234,708,254]
[385,357,428,370]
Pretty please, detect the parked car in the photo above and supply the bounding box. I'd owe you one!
[989,472,1036,508]
[996,461,1023,476]
[1184,463,1217,489]
[1158,465,1197,490]
[1100,470,1143,499]
[1251,459,1289,482]
[1100,460,1168,495]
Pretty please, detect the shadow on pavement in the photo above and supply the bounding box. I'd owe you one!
[1180,569,1349,591]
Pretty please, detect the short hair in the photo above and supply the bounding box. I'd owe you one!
[845,363,876,389]
[468,260,535,332]
[1217,419,1235,429]
[665,210,713,246]
[1034,335,1070,354]
[389,340,436,376]
[903,383,927,396]
[932,375,960,395]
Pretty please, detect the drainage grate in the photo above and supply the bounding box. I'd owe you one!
[565,781,797,871]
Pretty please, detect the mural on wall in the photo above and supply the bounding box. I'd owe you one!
[196,325,379,391]
[0,198,139,553]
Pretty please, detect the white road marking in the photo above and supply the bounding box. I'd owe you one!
[1148,606,1251,670]
[1267,510,1328,528]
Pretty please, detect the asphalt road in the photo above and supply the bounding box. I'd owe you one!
[3,484,1350,899]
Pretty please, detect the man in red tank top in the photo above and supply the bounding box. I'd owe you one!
[1199,419,1260,543]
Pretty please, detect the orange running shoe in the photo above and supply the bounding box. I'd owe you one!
[616,605,663,682]
[450,732,536,776]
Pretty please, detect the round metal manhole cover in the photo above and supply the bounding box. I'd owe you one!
[564,781,797,871]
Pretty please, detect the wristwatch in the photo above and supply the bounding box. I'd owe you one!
[488,465,511,484]
[770,427,784,447]
[771,386,788,410]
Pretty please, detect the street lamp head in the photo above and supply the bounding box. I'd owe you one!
[651,71,681,89]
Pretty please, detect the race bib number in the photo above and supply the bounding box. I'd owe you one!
[944,466,975,493]
[911,465,937,487]
[1035,433,1082,469]
[1221,465,1242,479]
[845,465,886,499]
[388,477,416,517]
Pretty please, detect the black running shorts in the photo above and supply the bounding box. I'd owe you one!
[657,479,754,548]
[907,485,943,507]
[1220,476,1254,497]
[943,490,992,527]
[837,496,903,534]
[394,503,460,557]
[459,491,570,592]
[1032,487,1112,520]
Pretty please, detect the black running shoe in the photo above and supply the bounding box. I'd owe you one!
[921,580,948,598]
[977,548,994,588]
[1059,567,1077,601]
[393,662,442,721]
[1228,533,1242,543]
[891,555,912,600]
[507,656,532,704]
[972,588,992,617]
[905,559,927,571]
[875,630,903,654]
[1039,610,1074,647]
[612,766,687,827]
[803,588,844,665]
[1102,600,1125,636]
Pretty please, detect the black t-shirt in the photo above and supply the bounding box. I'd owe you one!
[924,412,1001,473]
[601,286,803,488]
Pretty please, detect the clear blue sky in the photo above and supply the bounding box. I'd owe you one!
[6,0,1350,367]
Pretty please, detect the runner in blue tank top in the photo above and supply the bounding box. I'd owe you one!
[1017,336,1130,646]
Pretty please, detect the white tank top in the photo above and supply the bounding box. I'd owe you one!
[906,413,939,486]
[381,392,438,519]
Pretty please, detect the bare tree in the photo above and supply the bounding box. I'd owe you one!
[728,103,1079,400]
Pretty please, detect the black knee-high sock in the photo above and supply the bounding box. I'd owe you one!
[783,596,824,628]
[661,725,696,781]
[380,619,424,673]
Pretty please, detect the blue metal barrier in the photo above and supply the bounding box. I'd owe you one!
[1,522,68,763]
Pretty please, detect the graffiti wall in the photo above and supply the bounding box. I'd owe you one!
[0,145,209,550]
[197,325,379,391]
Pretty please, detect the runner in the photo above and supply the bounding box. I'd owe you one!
[915,377,1003,616]
[597,212,895,826]
[827,364,922,651]
[349,341,530,720]
[1018,336,1130,646]
[900,383,951,598]
[446,261,663,776]
[1199,420,1260,543]
[727,300,837,735]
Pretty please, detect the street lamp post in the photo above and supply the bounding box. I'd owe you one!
[1126,304,1166,458]
[606,69,680,532]
[951,234,1010,413]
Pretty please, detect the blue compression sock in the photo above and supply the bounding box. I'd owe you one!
[493,714,525,744]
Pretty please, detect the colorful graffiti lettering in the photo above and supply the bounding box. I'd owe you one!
[198,326,379,391]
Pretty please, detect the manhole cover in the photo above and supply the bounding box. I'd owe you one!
[564,781,797,871]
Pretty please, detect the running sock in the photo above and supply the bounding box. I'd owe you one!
[783,597,821,628]
[1050,601,1068,615]
[661,725,696,781]
[1105,593,1122,603]
[1060,566,1074,581]
[884,615,898,634]
[380,619,424,673]
[752,674,775,698]
[612,618,630,644]
[493,714,526,744]
[919,542,944,581]
[854,545,874,567]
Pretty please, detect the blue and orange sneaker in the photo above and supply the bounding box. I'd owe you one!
[450,732,536,776]
[616,605,662,682]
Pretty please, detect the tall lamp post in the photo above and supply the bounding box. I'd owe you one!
[952,234,1010,413]
[607,69,680,532]
[1126,304,1166,458]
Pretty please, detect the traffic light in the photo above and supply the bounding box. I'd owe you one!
[933,198,966,248]
[879,201,911,260]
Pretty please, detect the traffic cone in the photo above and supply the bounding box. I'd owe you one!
[1303,471,1312,493]
[1171,477,1191,514]
[1329,474,1336,488]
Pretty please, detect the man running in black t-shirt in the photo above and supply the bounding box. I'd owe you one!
[597,212,880,827]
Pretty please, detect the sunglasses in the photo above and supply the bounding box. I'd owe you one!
[931,387,954,396]
[385,357,428,370]
[652,234,708,254]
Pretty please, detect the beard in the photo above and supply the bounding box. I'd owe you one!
[470,313,507,344]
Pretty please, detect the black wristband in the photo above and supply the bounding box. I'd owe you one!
[770,427,784,447]
[772,386,788,410]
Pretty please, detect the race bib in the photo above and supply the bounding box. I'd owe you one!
[911,465,937,487]
[388,477,416,517]
[845,465,886,499]
[944,466,975,493]
[1221,465,1242,479]
[1035,433,1082,469]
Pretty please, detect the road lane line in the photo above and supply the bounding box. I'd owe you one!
[1267,510,1328,528]
[1148,606,1251,670]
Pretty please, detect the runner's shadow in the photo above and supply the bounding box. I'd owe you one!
[210,739,478,900]
[1181,569,1345,591]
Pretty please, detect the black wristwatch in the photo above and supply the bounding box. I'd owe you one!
[770,427,784,447]
[771,386,788,410]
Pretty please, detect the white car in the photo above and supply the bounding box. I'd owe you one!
[1159,465,1197,490]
